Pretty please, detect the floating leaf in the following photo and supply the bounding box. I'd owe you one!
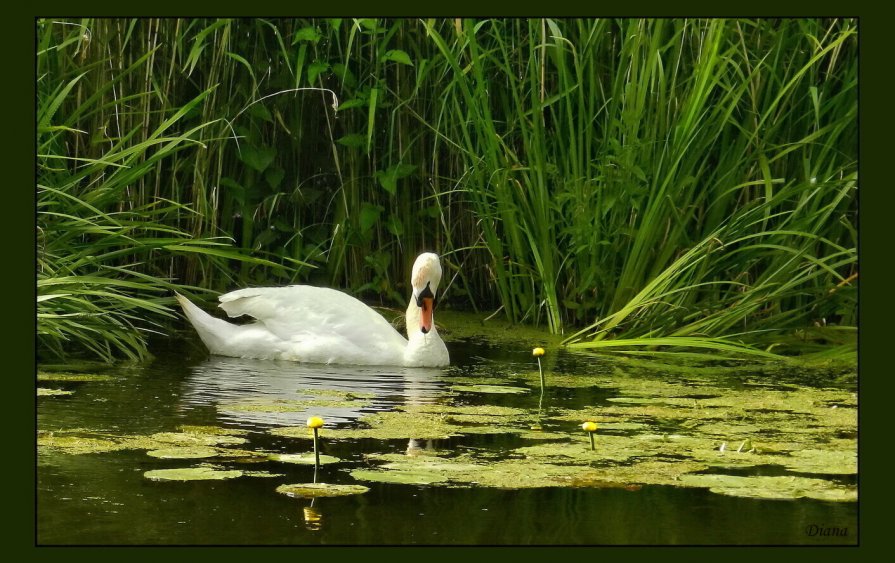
[38,388,74,396]
[242,470,285,478]
[451,384,529,394]
[276,483,369,498]
[144,467,244,482]
[147,446,219,459]
[268,453,341,465]
[37,372,114,382]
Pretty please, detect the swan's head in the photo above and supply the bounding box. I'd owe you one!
[410,252,442,334]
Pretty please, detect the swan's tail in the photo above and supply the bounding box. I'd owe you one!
[175,292,240,355]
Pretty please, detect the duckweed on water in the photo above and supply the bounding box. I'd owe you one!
[38,425,253,457]
[273,410,460,441]
[222,398,370,413]
[516,371,611,389]
[271,403,533,441]
[177,425,249,436]
[38,352,855,504]
[38,433,126,455]
[339,365,855,501]
[221,390,375,414]
[350,451,708,490]
[780,449,857,475]
[149,431,248,447]
[435,310,564,348]
[441,374,517,387]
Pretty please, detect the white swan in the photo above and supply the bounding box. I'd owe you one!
[175,252,449,367]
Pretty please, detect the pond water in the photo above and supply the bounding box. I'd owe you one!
[37,319,857,545]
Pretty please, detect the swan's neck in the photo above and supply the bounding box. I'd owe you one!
[403,300,448,366]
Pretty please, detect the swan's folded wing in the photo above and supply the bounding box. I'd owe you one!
[218,285,407,347]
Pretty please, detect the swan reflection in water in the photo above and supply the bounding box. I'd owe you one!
[179,356,450,532]
[179,355,450,429]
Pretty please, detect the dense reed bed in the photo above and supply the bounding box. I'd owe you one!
[37,18,857,361]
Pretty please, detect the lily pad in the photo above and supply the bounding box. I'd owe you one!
[241,470,285,478]
[144,467,244,481]
[147,446,220,459]
[268,453,341,465]
[451,384,529,394]
[37,388,74,397]
[276,483,370,498]
[37,372,115,383]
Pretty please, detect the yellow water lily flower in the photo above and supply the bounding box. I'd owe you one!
[307,416,325,429]
[582,421,597,450]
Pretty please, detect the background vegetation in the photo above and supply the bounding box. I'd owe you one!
[37,18,857,361]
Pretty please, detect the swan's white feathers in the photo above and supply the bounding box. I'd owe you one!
[218,285,406,350]
[177,253,450,367]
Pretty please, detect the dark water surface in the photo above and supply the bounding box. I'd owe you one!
[37,335,857,545]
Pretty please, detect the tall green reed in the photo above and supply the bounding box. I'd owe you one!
[37,18,857,360]
[37,19,299,360]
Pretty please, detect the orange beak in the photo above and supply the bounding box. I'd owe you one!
[420,297,434,334]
